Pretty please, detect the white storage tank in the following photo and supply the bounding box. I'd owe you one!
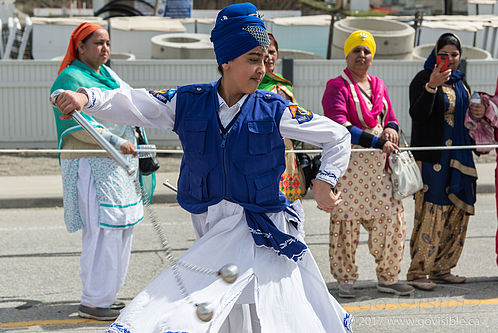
[51,52,136,61]
[331,17,415,59]
[278,49,323,59]
[180,18,216,34]
[416,19,484,49]
[467,0,498,15]
[269,15,330,59]
[413,44,492,60]
[110,16,185,59]
[31,17,107,59]
[109,52,136,60]
[151,33,214,59]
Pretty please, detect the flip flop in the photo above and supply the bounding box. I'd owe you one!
[430,273,466,284]
[407,278,437,290]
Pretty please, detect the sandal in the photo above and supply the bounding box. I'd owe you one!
[407,278,437,291]
[429,273,466,284]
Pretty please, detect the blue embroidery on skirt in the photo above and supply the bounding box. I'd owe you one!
[344,312,354,332]
[107,323,131,333]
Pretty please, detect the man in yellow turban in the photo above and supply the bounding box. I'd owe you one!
[343,29,376,58]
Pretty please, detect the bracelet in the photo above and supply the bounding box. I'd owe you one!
[425,83,437,94]
[50,89,65,107]
[384,122,399,133]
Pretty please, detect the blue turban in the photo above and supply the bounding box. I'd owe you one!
[210,2,269,65]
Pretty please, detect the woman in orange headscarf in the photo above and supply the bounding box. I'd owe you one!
[50,22,145,321]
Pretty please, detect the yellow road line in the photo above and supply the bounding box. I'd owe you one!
[2,299,498,328]
[343,298,498,312]
[0,318,111,328]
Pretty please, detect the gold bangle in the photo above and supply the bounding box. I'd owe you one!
[425,83,437,94]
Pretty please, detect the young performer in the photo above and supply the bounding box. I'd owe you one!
[53,3,353,332]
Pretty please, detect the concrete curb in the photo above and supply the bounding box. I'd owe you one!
[477,184,495,194]
[0,184,494,209]
[0,194,179,209]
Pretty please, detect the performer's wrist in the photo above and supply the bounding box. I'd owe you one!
[76,88,92,108]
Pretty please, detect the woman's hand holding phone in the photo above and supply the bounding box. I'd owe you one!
[428,53,452,89]
[436,53,450,72]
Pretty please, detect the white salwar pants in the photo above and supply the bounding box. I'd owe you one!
[78,159,134,308]
[192,210,262,333]
[218,304,261,333]
[108,200,351,333]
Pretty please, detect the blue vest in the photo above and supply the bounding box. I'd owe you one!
[173,80,289,214]
[173,80,308,262]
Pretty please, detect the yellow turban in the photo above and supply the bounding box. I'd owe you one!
[344,30,376,59]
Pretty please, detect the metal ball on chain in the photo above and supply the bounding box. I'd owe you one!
[218,264,239,284]
[196,302,215,322]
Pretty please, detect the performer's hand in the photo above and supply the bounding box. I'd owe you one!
[120,141,138,157]
[469,102,485,119]
[55,91,89,119]
[312,179,342,212]
[381,127,399,145]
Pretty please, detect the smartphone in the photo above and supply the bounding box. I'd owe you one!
[436,52,450,72]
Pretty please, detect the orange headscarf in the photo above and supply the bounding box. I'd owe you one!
[58,22,105,75]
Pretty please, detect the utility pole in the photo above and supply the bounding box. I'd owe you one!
[443,0,453,14]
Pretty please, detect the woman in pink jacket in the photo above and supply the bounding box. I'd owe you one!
[321,30,414,298]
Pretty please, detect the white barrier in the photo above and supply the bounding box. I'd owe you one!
[0,59,497,148]
[3,144,498,155]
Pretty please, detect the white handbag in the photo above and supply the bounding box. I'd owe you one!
[388,132,423,200]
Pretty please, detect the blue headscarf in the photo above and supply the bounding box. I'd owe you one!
[424,48,476,214]
[210,2,269,65]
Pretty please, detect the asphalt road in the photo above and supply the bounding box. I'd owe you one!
[1,195,498,332]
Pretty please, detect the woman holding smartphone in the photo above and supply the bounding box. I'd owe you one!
[406,33,485,290]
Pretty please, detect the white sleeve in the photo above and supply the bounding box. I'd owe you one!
[79,87,176,131]
[279,104,351,187]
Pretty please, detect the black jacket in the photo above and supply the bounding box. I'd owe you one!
[409,69,471,162]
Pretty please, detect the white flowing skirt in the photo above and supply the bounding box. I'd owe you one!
[108,200,352,333]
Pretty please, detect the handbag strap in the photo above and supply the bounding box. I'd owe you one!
[399,129,409,147]
[135,127,146,145]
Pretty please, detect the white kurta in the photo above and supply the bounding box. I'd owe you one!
[80,86,353,333]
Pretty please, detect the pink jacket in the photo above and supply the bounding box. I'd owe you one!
[322,68,398,129]
[464,93,498,153]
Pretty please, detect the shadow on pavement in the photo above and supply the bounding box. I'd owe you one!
[0,298,129,331]
[328,276,498,305]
